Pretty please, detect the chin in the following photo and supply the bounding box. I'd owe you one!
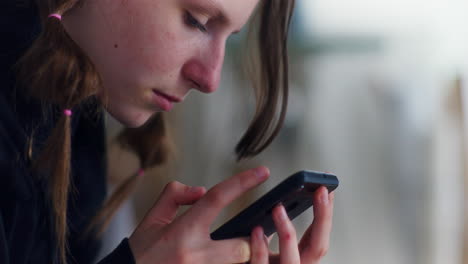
[106,106,154,128]
[120,117,150,128]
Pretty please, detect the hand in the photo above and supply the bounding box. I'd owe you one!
[249,186,335,264]
[128,167,270,264]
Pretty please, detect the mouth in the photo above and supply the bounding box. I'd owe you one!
[153,90,182,103]
[151,90,182,111]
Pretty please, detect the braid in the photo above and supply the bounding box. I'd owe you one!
[13,1,296,264]
[15,2,101,263]
[85,113,173,237]
[34,110,73,264]
[16,3,173,261]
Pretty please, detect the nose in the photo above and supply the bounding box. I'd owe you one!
[181,40,225,94]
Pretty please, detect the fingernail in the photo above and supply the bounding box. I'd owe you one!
[256,226,264,240]
[277,204,288,221]
[320,187,329,204]
[238,242,251,262]
[254,167,269,179]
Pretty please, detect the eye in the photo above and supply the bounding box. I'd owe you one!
[184,11,207,33]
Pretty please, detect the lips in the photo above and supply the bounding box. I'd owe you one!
[153,90,182,103]
[151,90,181,111]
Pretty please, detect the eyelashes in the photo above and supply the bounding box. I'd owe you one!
[184,11,207,33]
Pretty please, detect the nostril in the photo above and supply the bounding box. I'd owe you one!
[190,79,213,93]
[190,80,201,90]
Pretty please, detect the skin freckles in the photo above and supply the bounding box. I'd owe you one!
[55,1,336,263]
[62,0,259,128]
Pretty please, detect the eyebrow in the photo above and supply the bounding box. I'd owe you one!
[186,0,241,34]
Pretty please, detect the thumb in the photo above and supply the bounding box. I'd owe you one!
[143,181,206,227]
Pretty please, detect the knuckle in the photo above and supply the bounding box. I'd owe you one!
[279,226,296,242]
[205,188,225,207]
[317,212,333,225]
[164,181,183,194]
[280,230,292,241]
[237,171,254,190]
[173,247,192,264]
[156,233,194,263]
[285,221,297,235]
[253,245,268,260]
[315,246,329,258]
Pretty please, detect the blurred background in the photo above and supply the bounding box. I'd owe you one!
[100,0,468,263]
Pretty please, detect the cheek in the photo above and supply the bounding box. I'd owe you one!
[137,31,183,78]
[93,0,207,94]
[113,5,191,86]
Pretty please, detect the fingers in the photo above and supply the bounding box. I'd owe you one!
[299,186,334,262]
[250,226,269,264]
[272,204,300,264]
[204,238,251,264]
[185,167,269,230]
[144,181,206,226]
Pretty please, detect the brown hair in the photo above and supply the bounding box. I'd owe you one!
[14,0,295,263]
[237,0,295,159]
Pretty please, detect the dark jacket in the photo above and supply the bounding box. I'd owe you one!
[1,1,135,263]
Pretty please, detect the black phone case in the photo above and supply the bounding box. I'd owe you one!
[210,171,339,240]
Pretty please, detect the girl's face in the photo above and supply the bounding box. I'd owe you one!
[63,0,259,127]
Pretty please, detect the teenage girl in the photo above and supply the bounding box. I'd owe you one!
[0,0,335,263]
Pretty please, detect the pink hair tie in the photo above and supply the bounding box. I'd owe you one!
[63,109,73,116]
[48,13,62,21]
[137,168,145,177]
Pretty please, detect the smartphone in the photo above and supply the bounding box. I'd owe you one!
[210,170,339,240]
